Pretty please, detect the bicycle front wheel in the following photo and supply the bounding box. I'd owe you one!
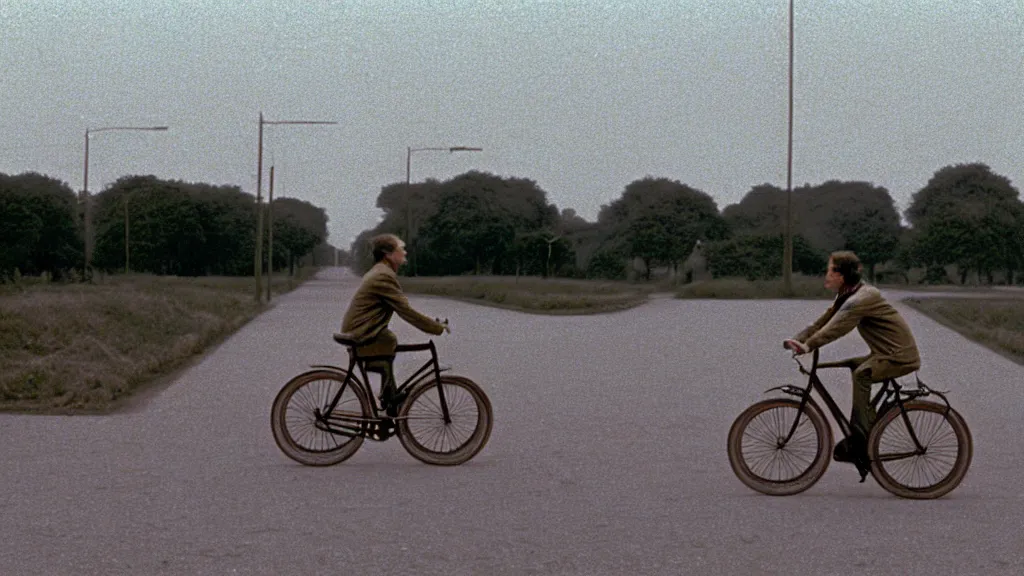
[868,400,972,499]
[397,375,493,466]
[271,369,370,466]
[727,398,833,496]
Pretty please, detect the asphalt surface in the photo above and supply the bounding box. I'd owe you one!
[2,268,1022,575]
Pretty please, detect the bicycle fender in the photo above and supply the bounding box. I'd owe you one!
[406,367,455,391]
[763,386,829,417]
[310,364,348,373]
[764,384,809,398]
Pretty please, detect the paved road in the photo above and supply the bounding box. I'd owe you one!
[2,268,1022,575]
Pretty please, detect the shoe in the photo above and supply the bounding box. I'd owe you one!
[833,433,868,464]
[833,439,854,463]
[380,385,408,418]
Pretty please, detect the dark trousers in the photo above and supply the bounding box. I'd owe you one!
[849,355,920,437]
[356,329,398,398]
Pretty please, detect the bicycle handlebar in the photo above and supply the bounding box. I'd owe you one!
[790,348,820,374]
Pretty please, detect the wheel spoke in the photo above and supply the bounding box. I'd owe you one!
[875,406,964,491]
[280,376,364,454]
[401,380,483,457]
[738,404,821,483]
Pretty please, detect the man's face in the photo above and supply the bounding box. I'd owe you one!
[824,258,844,292]
[386,242,407,268]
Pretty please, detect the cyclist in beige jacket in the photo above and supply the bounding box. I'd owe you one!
[341,234,448,414]
[784,251,921,462]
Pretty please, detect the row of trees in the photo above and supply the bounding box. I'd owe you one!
[6,161,1021,285]
[1,172,333,281]
[351,172,578,278]
[350,163,1024,285]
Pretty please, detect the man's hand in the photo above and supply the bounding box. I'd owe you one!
[783,339,809,355]
[436,317,451,334]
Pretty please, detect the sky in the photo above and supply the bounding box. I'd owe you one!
[2,0,1022,248]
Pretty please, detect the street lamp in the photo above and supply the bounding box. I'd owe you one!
[82,125,169,277]
[783,0,795,295]
[404,145,483,275]
[254,112,337,303]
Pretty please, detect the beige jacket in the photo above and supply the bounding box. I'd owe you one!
[794,283,921,367]
[341,262,446,346]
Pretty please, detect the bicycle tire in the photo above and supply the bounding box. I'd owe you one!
[397,375,493,466]
[271,369,370,466]
[727,398,833,496]
[868,400,972,499]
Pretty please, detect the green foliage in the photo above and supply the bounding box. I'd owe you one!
[0,172,83,281]
[704,233,826,281]
[271,197,329,275]
[723,180,903,277]
[585,250,627,280]
[597,177,728,279]
[357,171,562,277]
[905,163,1022,283]
[89,175,328,277]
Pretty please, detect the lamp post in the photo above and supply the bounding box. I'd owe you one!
[82,125,169,276]
[254,112,337,303]
[266,165,274,300]
[783,0,795,295]
[404,145,483,275]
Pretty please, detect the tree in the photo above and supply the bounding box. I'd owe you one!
[585,249,627,280]
[90,175,328,278]
[406,171,560,276]
[0,172,83,280]
[705,233,825,280]
[826,185,902,282]
[94,176,206,276]
[724,180,903,277]
[598,177,728,279]
[271,197,329,275]
[905,163,1022,284]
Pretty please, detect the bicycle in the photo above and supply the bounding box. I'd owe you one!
[727,348,972,499]
[271,319,493,466]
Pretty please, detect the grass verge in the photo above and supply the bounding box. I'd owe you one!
[902,297,1024,366]
[0,268,319,414]
[400,275,655,315]
[674,275,833,300]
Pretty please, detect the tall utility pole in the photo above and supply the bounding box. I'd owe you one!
[266,165,275,301]
[405,145,483,275]
[82,125,168,277]
[783,0,795,295]
[253,113,337,303]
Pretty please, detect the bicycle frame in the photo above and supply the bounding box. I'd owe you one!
[310,340,454,439]
[766,349,954,458]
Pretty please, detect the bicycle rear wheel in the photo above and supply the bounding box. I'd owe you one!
[271,369,370,466]
[727,398,833,496]
[868,400,972,499]
[397,375,492,466]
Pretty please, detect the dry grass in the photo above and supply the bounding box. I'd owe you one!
[400,275,654,315]
[903,297,1024,366]
[0,269,318,413]
[674,275,833,300]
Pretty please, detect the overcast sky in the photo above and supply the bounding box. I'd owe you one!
[2,0,1021,247]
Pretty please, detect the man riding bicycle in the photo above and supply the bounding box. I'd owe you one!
[783,251,921,462]
[341,233,449,416]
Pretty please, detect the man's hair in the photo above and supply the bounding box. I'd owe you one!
[830,250,863,286]
[370,233,402,262]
